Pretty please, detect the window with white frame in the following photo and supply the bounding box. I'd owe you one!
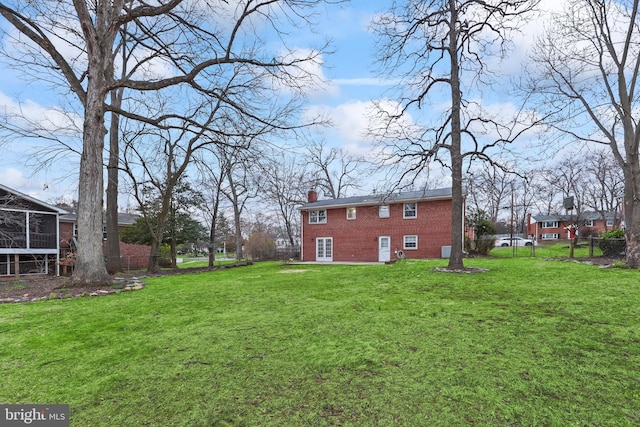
[403,203,417,219]
[379,205,390,218]
[346,207,356,220]
[541,221,559,228]
[403,235,418,249]
[309,209,327,224]
[541,233,559,239]
[606,218,614,226]
[584,219,594,227]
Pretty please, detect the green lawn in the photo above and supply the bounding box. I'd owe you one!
[490,240,604,258]
[1,257,639,426]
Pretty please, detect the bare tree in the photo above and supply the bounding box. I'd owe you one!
[121,118,204,273]
[467,163,512,222]
[257,150,308,247]
[583,149,624,230]
[549,155,586,215]
[195,152,229,268]
[529,0,640,266]
[512,173,538,236]
[305,139,367,198]
[120,86,256,272]
[527,168,559,216]
[371,0,539,269]
[0,0,334,284]
[218,143,261,262]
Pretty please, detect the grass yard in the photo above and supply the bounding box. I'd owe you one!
[1,257,639,426]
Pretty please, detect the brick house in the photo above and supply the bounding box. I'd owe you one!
[299,187,463,262]
[59,208,151,270]
[526,212,620,241]
[0,183,65,276]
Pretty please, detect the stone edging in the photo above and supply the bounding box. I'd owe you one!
[0,278,146,304]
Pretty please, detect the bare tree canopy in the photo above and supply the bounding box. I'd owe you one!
[528,0,640,266]
[371,0,539,270]
[0,0,336,283]
[305,139,368,199]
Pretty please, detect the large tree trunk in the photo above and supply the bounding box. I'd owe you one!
[69,0,117,285]
[623,167,640,268]
[234,207,243,261]
[208,212,217,268]
[170,234,178,270]
[71,77,110,285]
[621,84,640,267]
[105,89,123,274]
[146,196,172,274]
[148,238,162,274]
[446,0,464,270]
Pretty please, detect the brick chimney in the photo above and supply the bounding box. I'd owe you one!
[307,189,318,203]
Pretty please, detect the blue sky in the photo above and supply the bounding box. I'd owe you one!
[0,0,562,203]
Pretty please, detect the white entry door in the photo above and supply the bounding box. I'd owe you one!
[378,236,391,262]
[316,237,333,262]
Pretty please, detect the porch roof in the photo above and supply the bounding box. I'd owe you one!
[0,183,67,214]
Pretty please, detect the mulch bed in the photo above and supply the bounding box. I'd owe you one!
[0,262,253,303]
[0,275,143,303]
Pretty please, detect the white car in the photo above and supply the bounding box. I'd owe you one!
[495,237,534,247]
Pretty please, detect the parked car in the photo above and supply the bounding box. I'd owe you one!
[495,237,534,247]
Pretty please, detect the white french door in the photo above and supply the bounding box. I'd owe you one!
[316,237,333,262]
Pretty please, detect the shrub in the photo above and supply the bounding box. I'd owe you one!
[598,229,626,258]
[467,210,496,255]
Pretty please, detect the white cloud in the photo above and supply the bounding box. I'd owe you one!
[0,168,50,200]
[304,98,418,157]
[305,100,371,143]
[0,91,82,135]
[0,167,28,190]
[0,166,78,204]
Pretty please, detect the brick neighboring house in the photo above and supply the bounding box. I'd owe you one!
[299,187,464,262]
[59,208,151,270]
[0,183,65,276]
[526,212,620,241]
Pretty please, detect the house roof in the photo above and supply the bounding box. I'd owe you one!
[532,212,618,222]
[0,183,67,214]
[299,187,459,210]
[58,208,139,225]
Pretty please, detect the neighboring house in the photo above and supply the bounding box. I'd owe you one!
[0,184,66,276]
[527,212,620,241]
[58,208,151,270]
[58,208,139,241]
[299,187,463,262]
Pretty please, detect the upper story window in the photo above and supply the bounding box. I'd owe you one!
[606,218,614,226]
[379,205,389,218]
[346,207,356,220]
[309,209,327,224]
[584,220,594,227]
[540,221,559,228]
[403,203,417,219]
